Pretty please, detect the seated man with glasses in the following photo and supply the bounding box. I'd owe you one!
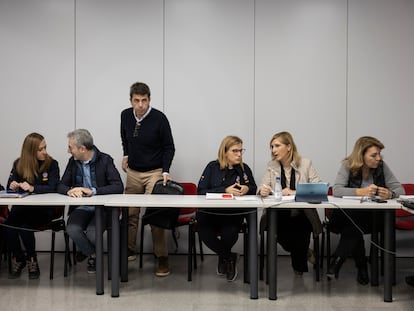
[58,129,124,274]
[197,135,257,282]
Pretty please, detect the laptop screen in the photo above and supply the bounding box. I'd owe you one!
[295,182,329,203]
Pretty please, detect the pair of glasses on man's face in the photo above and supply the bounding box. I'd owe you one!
[133,122,141,137]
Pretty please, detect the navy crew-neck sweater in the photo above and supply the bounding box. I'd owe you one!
[121,107,175,173]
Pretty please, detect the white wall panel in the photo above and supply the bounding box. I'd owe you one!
[255,0,347,186]
[347,0,414,183]
[75,0,165,253]
[0,0,74,186]
[164,0,255,185]
[75,0,164,180]
[0,0,75,250]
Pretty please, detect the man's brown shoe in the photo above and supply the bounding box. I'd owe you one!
[155,256,170,277]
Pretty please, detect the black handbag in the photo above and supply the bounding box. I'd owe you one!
[143,179,184,229]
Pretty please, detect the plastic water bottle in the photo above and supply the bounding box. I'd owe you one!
[274,176,282,202]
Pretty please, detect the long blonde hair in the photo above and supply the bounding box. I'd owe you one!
[217,135,245,170]
[16,133,52,183]
[345,136,384,176]
[270,131,301,166]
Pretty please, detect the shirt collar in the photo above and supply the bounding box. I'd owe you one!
[133,106,152,122]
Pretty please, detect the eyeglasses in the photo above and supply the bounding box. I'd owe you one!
[230,148,246,155]
[133,122,141,137]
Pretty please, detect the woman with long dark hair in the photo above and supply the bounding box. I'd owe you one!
[6,133,60,279]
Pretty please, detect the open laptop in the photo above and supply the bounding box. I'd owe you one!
[295,182,329,204]
[0,190,30,198]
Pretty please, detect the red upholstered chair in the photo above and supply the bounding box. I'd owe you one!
[176,183,206,281]
[396,184,414,230]
[172,182,202,255]
[139,182,205,282]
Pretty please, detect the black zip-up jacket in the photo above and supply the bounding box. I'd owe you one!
[57,146,124,213]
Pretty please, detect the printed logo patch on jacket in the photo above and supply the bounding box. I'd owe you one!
[42,172,49,182]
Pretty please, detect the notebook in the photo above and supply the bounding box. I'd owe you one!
[0,190,30,198]
[295,182,329,203]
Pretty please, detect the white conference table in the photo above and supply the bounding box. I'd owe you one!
[0,193,262,299]
[0,193,114,296]
[262,196,402,302]
[1,194,405,302]
[105,194,263,300]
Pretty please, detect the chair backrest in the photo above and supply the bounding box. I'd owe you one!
[0,184,7,223]
[0,205,8,223]
[177,182,197,225]
[396,183,414,230]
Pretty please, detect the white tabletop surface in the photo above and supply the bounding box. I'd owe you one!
[104,194,264,208]
[0,193,403,210]
[0,192,109,206]
[262,196,402,209]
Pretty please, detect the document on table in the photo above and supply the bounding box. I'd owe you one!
[398,195,414,201]
[341,196,363,200]
[235,196,261,201]
[282,195,295,202]
[206,193,234,200]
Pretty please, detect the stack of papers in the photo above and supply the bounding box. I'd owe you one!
[205,193,234,200]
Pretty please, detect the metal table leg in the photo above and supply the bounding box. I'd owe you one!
[120,207,128,282]
[95,206,104,295]
[267,208,277,300]
[383,210,394,302]
[111,207,120,297]
[248,208,258,299]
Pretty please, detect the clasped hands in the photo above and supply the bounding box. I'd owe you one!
[363,184,391,200]
[9,181,34,193]
[226,183,249,196]
[67,187,93,198]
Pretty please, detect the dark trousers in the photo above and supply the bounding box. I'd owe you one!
[330,209,374,268]
[6,206,54,260]
[277,210,312,272]
[66,207,108,257]
[197,209,244,258]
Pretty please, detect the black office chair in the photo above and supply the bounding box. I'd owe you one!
[320,188,386,286]
[6,206,72,280]
[188,213,249,282]
[0,203,9,270]
[259,210,321,282]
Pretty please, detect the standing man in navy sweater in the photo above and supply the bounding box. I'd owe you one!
[121,82,175,276]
